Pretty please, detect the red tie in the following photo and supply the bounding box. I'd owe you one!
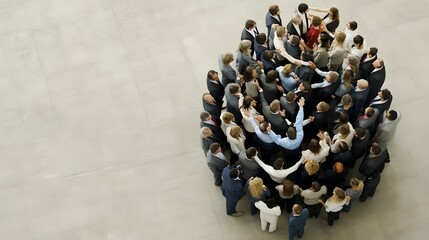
[211,116,218,126]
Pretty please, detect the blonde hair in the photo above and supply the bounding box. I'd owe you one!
[305,160,319,175]
[269,100,281,112]
[238,40,252,56]
[221,112,235,124]
[331,187,346,203]
[331,31,346,49]
[276,26,286,38]
[350,178,364,191]
[282,64,294,78]
[229,126,242,139]
[338,124,350,138]
[347,55,359,73]
[248,177,265,198]
[221,52,234,66]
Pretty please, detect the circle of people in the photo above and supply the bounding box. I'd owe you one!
[200,3,401,239]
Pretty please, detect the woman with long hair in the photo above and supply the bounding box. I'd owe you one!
[328,31,347,71]
[301,131,330,164]
[342,178,364,212]
[245,177,271,215]
[236,40,263,74]
[334,69,354,98]
[313,33,331,72]
[319,187,350,226]
[275,179,300,213]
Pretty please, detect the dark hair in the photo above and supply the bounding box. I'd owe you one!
[338,141,349,152]
[269,5,280,15]
[287,127,297,139]
[256,33,267,45]
[353,35,364,46]
[368,47,378,57]
[282,180,295,197]
[266,198,278,208]
[262,50,274,61]
[381,89,391,101]
[242,96,254,110]
[366,107,375,118]
[312,16,322,26]
[349,21,358,30]
[207,70,218,80]
[266,70,279,83]
[339,112,349,124]
[286,91,296,102]
[200,111,210,121]
[229,84,240,94]
[319,33,331,50]
[290,35,300,45]
[298,3,309,13]
[229,168,239,179]
[330,7,340,22]
[312,181,321,191]
[273,158,284,170]
[245,19,256,30]
[301,51,314,62]
[388,110,398,120]
[355,127,366,138]
[301,81,311,91]
[209,142,220,153]
[371,144,381,155]
[246,147,258,159]
[242,66,255,82]
[309,139,321,154]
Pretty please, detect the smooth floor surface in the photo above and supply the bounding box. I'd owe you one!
[0,0,427,239]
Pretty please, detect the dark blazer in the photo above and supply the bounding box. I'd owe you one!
[236,51,259,74]
[261,74,282,104]
[295,88,313,117]
[313,80,341,103]
[200,119,226,144]
[207,150,228,185]
[225,83,243,124]
[201,135,222,154]
[241,27,259,57]
[266,12,282,37]
[221,166,245,202]
[260,92,289,136]
[285,41,302,60]
[305,110,329,140]
[280,96,298,123]
[323,14,339,40]
[349,88,370,123]
[358,54,377,80]
[359,150,388,177]
[288,208,309,232]
[238,151,260,180]
[365,67,386,107]
[202,97,221,122]
[206,78,224,106]
[220,64,237,87]
[287,20,303,39]
[254,43,269,61]
[335,151,354,168]
[351,129,371,160]
[294,65,314,82]
[370,96,393,127]
[261,58,278,73]
[360,171,381,202]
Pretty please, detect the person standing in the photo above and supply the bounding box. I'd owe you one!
[255,198,281,232]
[288,204,310,240]
[221,166,245,217]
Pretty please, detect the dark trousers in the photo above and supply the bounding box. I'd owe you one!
[288,226,305,240]
[360,174,381,202]
[306,203,323,218]
[226,199,238,215]
[327,211,340,226]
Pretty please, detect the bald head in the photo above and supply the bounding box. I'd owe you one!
[356,79,369,90]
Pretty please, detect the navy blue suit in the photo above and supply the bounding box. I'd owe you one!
[221,166,245,215]
[288,208,309,240]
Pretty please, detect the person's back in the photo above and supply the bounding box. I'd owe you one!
[288,204,310,240]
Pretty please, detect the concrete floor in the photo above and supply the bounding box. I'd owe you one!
[0,0,428,239]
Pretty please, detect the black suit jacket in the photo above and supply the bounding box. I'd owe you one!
[365,67,386,107]
[280,97,298,123]
[261,58,277,73]
[266,12,282,37]
[295,89,313,118]
[359,150,388,177]
[260,92,289,136]
[206,79,224,106]
[305,110,329,140]
[286,21,303,39]
[285,41,302,60]
[313,80,341,103]
[349,88,370,123]
[358,54,377,80]
[294,66,314,82]
[202,98,221,122]
[241,27,259,56]
[254,43,268,61]
[351,129,371,160]
[200,120,226,144]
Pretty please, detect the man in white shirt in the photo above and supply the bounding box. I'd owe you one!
[344,21,358,49]
[254,156,303,183]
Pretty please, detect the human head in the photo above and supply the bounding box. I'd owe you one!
[273,158,284,170]
[200,127,212,138]
[332,187,346,202]
[245,19,256,30]
[293,204,303,215]
[341,94,352,108]
[243,66,256,82]
[291,13,302,25]
[289,35,300,45]
[326,71,339,83]
[338,141,349,153]
[221,112,235,124]
[248,177,264,197]
[316,101,330,112]
[286,91,296,102]
[347,55,359,72]
[238,40,252,55]
[370,144,382,155]
[348,21,358,31]
[269,5,280,15]
[329,7,339,22]
[338,112,349,125]
[365,107,375,118]
[342,69,354,87]
[266,198,278,209]
[301,51,314,62]
[209,142,221,154]
[242,96,256,110]
[373,58,384,68]
[229,83,241,95]
[300,81,311,92]
[355,127,366,138]
[353,35,364,47]
[305,160,319,175]
[319,33,331,49]
[246,147,258,159]
[287,127,297,140]
[338,124,350,137]
[350,178,364,190]
[378,89,391,101]
[333,162,344,174]
[266,70,279,83]
[298,3,309,13]
[229,126,242,139]
[256,33,267,45]
[312,181,321,191]
[311,16,322,27]
[367,47,378,57]
[199,111,211,121]
[282,179,295,197]
[221,52,234,66]
[262,50,274,61]
[229,168,239,179]
[207,70,219,81]
[334,31,346,45]
[276,26,286,38]
[386,110,398,121]
[259,121,269,133]
[356,79,369,90]
[308,139,321,154]
[281,64,294,77]
[270,100,281,113]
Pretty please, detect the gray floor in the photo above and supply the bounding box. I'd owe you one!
[0,0,428,239]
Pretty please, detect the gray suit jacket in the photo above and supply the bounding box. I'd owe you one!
[260,92,289,135]
[225,83,243,124]
[375,113,401,148]
[261,73,282,104]
[207,150,228,175]
[355,109,379,130]
[236,51,258,74]
[238,151,260,180]
[280,96,298,123]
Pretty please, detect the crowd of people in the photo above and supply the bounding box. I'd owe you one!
[200,3,401,239]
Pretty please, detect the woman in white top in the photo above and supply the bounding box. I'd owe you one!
[319,187,350,226]
[273,26,307,66]
[242,66,262,99]
[328,31,347,71]
[300,181,327,218]
[241,96,259,133]
[329,123,355,153]
[226,126,246,154]
[220,112,238,135]
[254,198,281,232]
[300,132,330,163]
[349,35,366,60]
[275,179,301,213]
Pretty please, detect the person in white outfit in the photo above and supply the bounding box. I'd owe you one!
[254,156,303,183]
[226,126,246,154]
[254,198,281,232]
[300,131,330,163]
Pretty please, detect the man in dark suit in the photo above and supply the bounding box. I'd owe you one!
[260,92,289,136]
[294,81,313,117]
[351,127,371,160]
[238,147,260,181]
[357,47,378,80]
[288,204,310,240]
[261,70,283,104]
[305,101,330,141]
[359,144,387,178]
[225,83,244,124]
[200,111,226,144]
[266,5,282,38]
[311,70,341,103]
[221,166,245,216]
[287,13,304,39]
[206,70,224,106]
[241,19,259,57]
[202,93,221,123]
[207,143,229,186]
[295,3,310,39]
[285,35,302,60]
[365,59,386,107]
[369,89,393,127]
[294,51,314,82]
[360,171,381,202]
[201,127,222,155]
[255,34,269,61]
[349,79,369,123]
[261,51,278,73]
[280,91,298,123]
